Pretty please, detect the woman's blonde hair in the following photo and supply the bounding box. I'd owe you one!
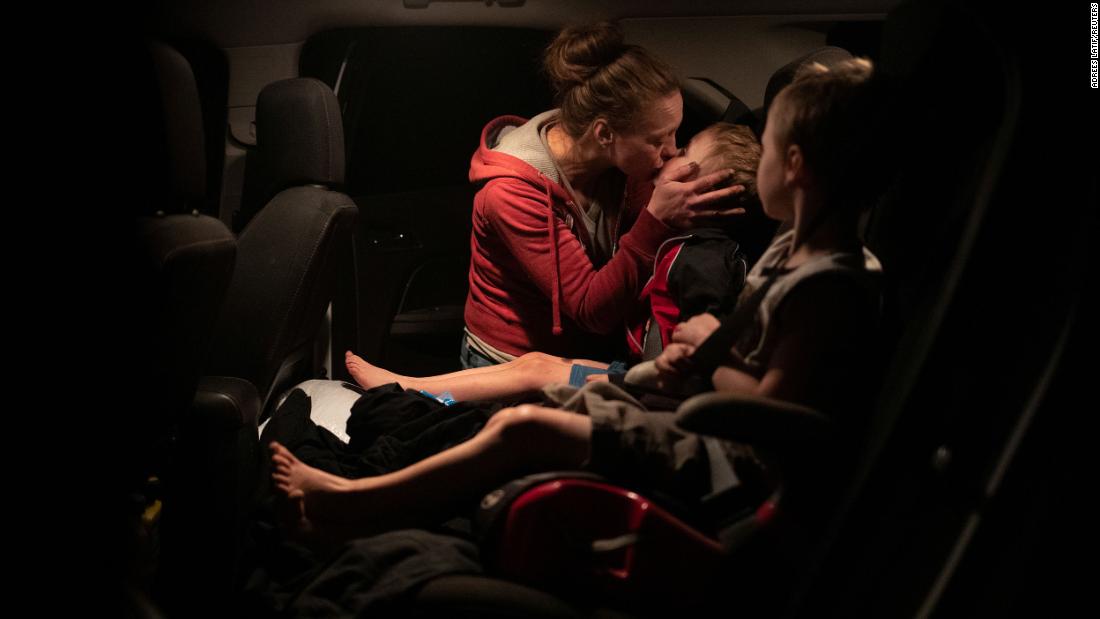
[543,22,680,138]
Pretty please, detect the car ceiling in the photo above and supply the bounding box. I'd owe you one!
[147,0,903,48]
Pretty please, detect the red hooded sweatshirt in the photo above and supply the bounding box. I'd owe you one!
[464,112,674,359]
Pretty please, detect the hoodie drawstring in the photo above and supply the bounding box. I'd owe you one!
[545,179,563,336]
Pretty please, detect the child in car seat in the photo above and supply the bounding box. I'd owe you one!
[342,122,763,402]
[271,58,891,542]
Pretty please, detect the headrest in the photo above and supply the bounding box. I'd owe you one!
[681,77,755,126]
[255,78,345,192]
[762,46,855,117]
[148,41,206,205]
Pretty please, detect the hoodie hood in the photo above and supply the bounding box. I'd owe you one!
[469,113,575,205]
[469,113,592,336]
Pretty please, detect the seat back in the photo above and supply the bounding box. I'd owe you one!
[136,41,238,471]
[302,28,555,376]
[679,77,755,138]
[206,78,358,420]
[759,45,856,130]
[782,3,1077,615]
[476,472,731,611]
[677,77,782,269]
[129,40,237,616]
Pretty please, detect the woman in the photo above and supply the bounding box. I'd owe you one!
[461,22,742,367]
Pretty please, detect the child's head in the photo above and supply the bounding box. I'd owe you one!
[759,57,892,222]
[659,122,761,211]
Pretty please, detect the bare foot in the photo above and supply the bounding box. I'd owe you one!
[345,351,402,390]
[269,442,363,525]
[271,441,350,495]
[270,442,386,548]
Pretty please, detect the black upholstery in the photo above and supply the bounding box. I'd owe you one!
[133,212,237,495]
[676,391,833,447]
[679,76,759,140]
[236,77,347,233]
[789,3,1047,614]
[167,81,357,607]
[147,41,207,211]
[679,77,752,141]
[677,76,779,268]
[161,77,357,615]
[171,375,261,598]
[207,185,357,415]
[135,42,238,461]
[255,77,346,195]
[135,41,239,618]
[760,45,855,125]
[136,214,237,414]
[414,575,593,619]
[206,78,358,419]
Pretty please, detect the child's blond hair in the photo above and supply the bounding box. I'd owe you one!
[770,58,893,212]
[697,122,760,194]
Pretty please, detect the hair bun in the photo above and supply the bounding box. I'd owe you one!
[543,22,627,95]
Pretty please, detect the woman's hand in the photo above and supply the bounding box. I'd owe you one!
[671,313,721,347]
[646,163,747,230]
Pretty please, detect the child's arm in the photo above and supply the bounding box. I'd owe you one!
[710,355,761,394]
[670,312,722,347]
[653,274,869,400]
[751,277,872,404]
[654,342,695,375]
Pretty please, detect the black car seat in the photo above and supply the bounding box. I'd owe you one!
[298,27,556,376]
[759,45,856,132]
[678,77,757,142]
[788,1,1080,615]
[157,77,358,615]
[677,77,779,269]
[205,77,359,420]
[132,40,240,616]
[137,41,238,462]
[678,46,857,273]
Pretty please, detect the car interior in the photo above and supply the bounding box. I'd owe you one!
[99,0,1091,617]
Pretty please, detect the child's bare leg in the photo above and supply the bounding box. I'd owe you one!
[345,351,609,401]
[270,404,592,540]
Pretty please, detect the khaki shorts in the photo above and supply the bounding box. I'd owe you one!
[542,382,759,504]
